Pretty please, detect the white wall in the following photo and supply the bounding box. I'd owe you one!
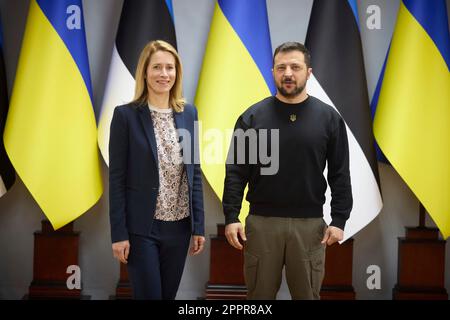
[0,0,449,299]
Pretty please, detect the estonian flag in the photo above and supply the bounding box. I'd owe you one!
[0,18,15,198]
[97,0,177,165]
[305,0,383,241]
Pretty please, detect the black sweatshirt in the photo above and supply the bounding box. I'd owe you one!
[222,95,352,230]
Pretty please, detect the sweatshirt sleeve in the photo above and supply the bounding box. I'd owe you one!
[222,116,251,225]
[326,116,353,230]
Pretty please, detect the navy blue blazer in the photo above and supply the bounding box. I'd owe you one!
[109,102,205,243]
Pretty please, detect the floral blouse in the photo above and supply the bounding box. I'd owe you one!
[149,104,189,221]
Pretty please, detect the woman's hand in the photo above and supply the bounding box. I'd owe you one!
[112,240,130,264]
[189,235,205,256]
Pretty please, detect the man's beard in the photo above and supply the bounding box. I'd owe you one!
[277,80,306,99]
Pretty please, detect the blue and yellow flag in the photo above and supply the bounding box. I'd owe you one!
[374,0,450,238]
[195,0,275,222]
[4,0,102,229]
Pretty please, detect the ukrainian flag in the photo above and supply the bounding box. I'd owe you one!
[4,0,102,229]
[374,0,450,238]
[195,0,275,222]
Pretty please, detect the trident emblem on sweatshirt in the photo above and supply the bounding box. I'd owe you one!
[290,114,297,122]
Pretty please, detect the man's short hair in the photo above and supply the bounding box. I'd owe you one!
[273,42,311,68]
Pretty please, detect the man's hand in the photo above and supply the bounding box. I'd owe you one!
[321,226,344,246]
[112,240,130,264]
[190,235,206,256]
[225,222,247,250]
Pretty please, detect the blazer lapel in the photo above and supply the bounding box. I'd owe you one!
[173,109,185,131]
[173,110,187,162]
[137,105,158,166]
[173,110,193,184]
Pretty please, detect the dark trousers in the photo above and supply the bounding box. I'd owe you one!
[127,217,191,300]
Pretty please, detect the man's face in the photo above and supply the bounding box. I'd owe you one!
[273,50,312,99]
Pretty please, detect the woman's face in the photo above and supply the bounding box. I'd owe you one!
[146,50,176,96]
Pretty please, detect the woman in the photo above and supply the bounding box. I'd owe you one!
[108,40,205,300]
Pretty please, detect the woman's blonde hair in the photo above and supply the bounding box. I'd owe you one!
[131,40,185,112]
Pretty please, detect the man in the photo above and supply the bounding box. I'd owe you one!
[223,42,352,300]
